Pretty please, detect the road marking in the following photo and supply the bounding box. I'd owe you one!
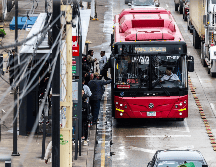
[129,146,156,154]
[184,119,190,132]
[210,103,216,116]
[126,135,191,138]
[166,4,169,8]
[171,145,194,150]
[101,86,107,167]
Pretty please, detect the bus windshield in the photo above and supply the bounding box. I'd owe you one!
[115,54,187,92]
[132,0,154,6]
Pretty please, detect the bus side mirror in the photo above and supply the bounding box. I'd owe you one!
[155,3,160,7]
[128,3,132,6]
[187,55,194,72]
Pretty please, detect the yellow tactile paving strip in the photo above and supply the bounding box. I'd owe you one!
[188,76,216,151]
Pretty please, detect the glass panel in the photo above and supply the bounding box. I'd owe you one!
[133,0,154,5]
[152,55,185,89]
[158,160,204,167]
[115,54,187,91]
[212,0,216,4]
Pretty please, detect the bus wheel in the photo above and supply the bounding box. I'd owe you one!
[176,118,184,121]
[210,72,216,77]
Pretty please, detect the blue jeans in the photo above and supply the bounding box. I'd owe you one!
[90,100,101,122]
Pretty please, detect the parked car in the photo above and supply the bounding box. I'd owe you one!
[147,150,208,167]
[128,0,160,8]
[183,0,189,21]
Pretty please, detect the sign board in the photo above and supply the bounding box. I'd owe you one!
[72,36,79,56]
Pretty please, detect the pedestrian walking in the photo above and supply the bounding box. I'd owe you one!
[87,50,97,72]
[44,141,52,164]
[98,51,110,80]
[88,72,111,124]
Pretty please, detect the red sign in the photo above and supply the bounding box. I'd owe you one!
[72,36,79,56]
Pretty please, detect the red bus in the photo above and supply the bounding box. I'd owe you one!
[110,8,194,120]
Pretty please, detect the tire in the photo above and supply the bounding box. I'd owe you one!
[201,59,207,67]
[193,29,201,49]
[125,0,129,4]
[187,20,190,30]
[201,42,208,67]
[190,27,193,33]
[176,118,184,121]
[183,13,185,19]
[184,14,187,21]
[7,0,13,12]
[175,4,178,11]
[180,5,183,14]
[210,72,216,77]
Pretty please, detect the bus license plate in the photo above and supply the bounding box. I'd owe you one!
[147,112,156,116]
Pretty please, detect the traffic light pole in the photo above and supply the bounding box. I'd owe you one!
[52,0,61,166]
[11,0,20,156]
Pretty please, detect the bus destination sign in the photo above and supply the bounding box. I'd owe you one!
[135,47,166,53]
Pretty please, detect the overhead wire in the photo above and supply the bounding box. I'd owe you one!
[18,25,63,167]
[0,11,62,50]
[18,3,74,165]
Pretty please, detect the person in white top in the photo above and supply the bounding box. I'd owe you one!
[99,51,107,71]
[160,67,180,82]
[44,141,52,164]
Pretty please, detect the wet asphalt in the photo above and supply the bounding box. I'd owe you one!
[93,0,216,167]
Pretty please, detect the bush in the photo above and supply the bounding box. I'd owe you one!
[0,29,6,36]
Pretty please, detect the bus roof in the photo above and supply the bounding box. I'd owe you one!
[114,7,184,43]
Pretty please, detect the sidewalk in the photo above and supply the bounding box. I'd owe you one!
[0,0,111,166]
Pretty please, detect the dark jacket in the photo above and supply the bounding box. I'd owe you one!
[88,78,111,100]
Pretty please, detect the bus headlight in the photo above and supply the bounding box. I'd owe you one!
[179,103,183,106]
[175,105,178,108]
[184,100,187,104]
[124,105,127,109]
[179,112,182,115]
[120,113,123,116]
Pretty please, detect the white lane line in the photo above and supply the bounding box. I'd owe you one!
[129,146,156,154]
[126,135,191,138]
[171,145,194,150]
[184,119,190,133]
[166,4,169,8]
[210,103,216,116]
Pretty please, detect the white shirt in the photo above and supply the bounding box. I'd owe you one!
[99,55,107,70]
[160,72,180,82]
[83,84,92,102]
[44,141,52,160]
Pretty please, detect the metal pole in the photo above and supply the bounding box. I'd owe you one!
[52,0,61,166]
[12,0,19,156]
[42,117,47,158]
[0,118,1,142]
[5,161,11,167]
[45,0,47,13]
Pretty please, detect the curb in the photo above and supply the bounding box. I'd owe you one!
[188,76,216,151]
[86,125,96,167]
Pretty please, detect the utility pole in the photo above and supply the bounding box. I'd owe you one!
[60,4,73,167]
[52,0,61,166]
[11,0,20,157]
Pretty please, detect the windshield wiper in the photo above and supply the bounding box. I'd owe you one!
[152,79,170,96]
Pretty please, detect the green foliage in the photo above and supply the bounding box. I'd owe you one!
[0,29,6,36]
